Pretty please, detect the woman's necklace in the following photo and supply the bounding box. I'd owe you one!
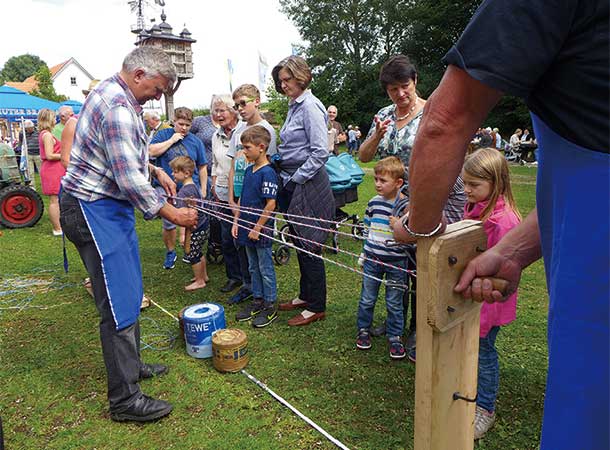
[395,98,418,121]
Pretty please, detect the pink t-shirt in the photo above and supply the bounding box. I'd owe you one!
[464,195,521,337]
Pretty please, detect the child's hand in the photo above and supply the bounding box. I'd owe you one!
[231,222,238,239]
[248,229,260,241]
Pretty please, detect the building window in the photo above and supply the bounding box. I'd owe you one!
[70,77,77,86]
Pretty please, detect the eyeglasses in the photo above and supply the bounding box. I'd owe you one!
[232,99,254,110]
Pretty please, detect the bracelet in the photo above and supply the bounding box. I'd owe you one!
[401,212,443,238]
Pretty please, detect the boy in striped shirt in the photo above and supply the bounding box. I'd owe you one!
[356,156,410,359]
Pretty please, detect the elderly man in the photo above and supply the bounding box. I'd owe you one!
[60,46,197,423]
[143,110,170,137]
[17,119,39,181]
[327,105,345,154]
[52,105,74,140]
[394,0,608,447]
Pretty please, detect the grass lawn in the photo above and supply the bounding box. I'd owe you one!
[0,163,547,449]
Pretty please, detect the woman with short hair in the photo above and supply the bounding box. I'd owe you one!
[272,56,334,327]
[38,108,66,235]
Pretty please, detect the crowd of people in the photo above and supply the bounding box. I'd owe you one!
[11,2,607,448]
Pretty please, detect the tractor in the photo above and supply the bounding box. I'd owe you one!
[0,142,44,228]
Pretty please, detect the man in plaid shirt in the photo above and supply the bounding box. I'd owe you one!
[60,47,197,423]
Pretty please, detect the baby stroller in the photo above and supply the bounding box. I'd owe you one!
[325,153,365,253]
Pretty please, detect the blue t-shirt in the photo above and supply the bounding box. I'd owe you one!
[236,164,279,248]
[151,129,207,188]
[175,183,208,231]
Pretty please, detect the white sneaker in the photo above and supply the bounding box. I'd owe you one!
[474,405,495,439]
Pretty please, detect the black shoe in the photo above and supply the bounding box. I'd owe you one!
[370,321,386,337]
[228,287,253,305]
[405,329,416,352]
[252,302,278,328]
[139,363,169,380]
[235,299,264,322]
[220,279,242,293]
[110,395,173,423]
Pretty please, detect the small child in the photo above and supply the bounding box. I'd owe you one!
[170,156,209,291]
[231,126,279,328]
[356,156,410,359]
[462,148,521,439]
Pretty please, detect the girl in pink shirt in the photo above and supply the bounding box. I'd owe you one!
[462,147,521,439]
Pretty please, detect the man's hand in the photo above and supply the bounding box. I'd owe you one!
[173,207,197,229]
[156,168,176,197]
[454,247,522,303]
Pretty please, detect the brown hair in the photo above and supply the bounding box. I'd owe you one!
[37,108,56,132]
[233,84,260,101]
[374,156,405,181]
[241,125,271,148]
[379,55,417,91]
[463,147,521,222]
[271,56,312,94]
[173,107,193,122]
[169,155,195,174]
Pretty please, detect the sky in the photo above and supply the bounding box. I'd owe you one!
[0,0,303,109]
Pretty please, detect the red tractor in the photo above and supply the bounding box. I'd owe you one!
[0,143,43,228]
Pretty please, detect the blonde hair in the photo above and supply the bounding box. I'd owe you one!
[374,156,405,181]
[233,84,260,101]
[37,108,56,132]
[241,125,271,148]
[463,148,521,222]
[169,156,195,174]
[272,56,312,94]
[174,107,193,122]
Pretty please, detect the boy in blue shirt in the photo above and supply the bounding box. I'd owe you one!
[231,126,279,328]
[356,156,410,359]
[170,156,209,291]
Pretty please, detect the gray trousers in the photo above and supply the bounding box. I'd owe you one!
[60,192,142,412]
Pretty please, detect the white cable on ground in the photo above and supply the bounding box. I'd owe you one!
[241,369,351,450]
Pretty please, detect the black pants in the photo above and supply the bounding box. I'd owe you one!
[60,192,142,412]
[218,201,242,282]
[278,184,327,313]
[403,246,417,331]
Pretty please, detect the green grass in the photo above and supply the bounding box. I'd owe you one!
[0,164,546,449]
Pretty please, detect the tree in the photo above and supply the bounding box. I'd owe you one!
[0,54,47,83]
[29,66,67,102]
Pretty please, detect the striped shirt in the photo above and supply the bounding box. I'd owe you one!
[363,195,410,260]
[61,74,164,219]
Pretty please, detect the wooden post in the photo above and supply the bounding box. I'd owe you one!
[414,220,487,450]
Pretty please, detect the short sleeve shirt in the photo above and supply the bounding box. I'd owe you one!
[175,183,208,231]
[443,0,609,152]
[151,129,207,188]
[236,164,279,248]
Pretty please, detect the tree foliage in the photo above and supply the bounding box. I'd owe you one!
[279,0,531,135]
[29,66,68,103]
[0,54,47,83]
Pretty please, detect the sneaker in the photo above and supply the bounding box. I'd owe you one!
[389,337,406,360]
[407,346,416,363]
[252,302,278,328]
[163,250,177,270]
[235,299,264,322]
[356,329,372,350]
[228,287,253,305]
[474,405,496,439]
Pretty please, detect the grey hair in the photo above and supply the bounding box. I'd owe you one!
[122,46,177,83]
[58,105,73,114]
[143,111,161,120]
[210,94,238,116]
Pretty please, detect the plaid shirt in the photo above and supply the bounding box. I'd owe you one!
[62,74,164,219]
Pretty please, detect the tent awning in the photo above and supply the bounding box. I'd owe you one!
[0,85,62,120]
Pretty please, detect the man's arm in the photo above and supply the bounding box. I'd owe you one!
[392,65,503,242]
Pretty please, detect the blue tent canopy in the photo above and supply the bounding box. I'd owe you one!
[0,85,62,120]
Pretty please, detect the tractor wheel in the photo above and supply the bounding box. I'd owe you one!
[0,185,44,228]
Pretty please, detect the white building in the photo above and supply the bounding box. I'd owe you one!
[4,57,95,101]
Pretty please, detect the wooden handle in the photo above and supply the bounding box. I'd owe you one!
[488,277,509,296]
[184,229,191,254]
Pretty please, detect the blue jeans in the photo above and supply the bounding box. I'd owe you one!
[477,326,501,412]
[357,258,407,337]
[245,246,277,303]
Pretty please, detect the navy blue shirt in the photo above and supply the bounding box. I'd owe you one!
[236,164,279,248]
[175,183,208,231]
[151,128,207,187]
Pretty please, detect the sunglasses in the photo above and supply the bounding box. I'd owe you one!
[232,98,255,110]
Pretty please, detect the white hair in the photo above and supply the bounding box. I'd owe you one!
[211,94,238,116]
[122,46,177,83]
[144,111,161,120]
